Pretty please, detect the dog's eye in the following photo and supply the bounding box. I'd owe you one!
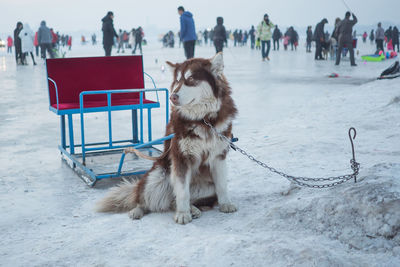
[186,76,194,82]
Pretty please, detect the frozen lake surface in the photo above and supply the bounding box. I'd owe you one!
[0,41,399,266]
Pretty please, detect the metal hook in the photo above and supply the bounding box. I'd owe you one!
[348,127,356,160]
[348,127,357,182]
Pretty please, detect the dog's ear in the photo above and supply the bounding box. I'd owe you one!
[210,52,224,76]
[166,61,177,73]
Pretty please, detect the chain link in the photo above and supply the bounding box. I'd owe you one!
[203,119,360,189]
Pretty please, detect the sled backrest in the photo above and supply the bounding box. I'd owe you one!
[46,55,145,107]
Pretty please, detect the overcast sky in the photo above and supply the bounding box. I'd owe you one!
[2,0,399,33]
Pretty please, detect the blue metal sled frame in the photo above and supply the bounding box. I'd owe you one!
[49,73,173,186]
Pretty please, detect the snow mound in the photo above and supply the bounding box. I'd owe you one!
[268,163,400,253]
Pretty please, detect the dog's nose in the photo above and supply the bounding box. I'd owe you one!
[170,93,179,105]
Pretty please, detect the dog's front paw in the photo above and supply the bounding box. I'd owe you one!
[128,207,144,220]
[219,203,237,213]
[190,205,202,219]
[174,211,192,224]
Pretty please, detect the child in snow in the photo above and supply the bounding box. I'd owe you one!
[283,35,289,50]
[255,37,261,50]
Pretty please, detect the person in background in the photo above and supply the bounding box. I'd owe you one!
[369,29,375,44]
[283,33,289,50]
[132,27,143,54]
[38,20,55,59]
[272,25,282,51]
[19,23,37,65]
[129,28,136,51]
[50,28,58,48]
[288,27,298,51]
[335,12,357,66]
[375,22,385,53]
[385,26,392,43]
[306,26,312,52]
[34,31,39,56]
[238,30,243,46]
[14,22,23,64]
[257,13,274,61]
[209,29,214,46]
[178,6,197,59]
[67,35,72,50]
[393,26,399,52]
[102,11,118,56]
[213,16,227,53]
[123,30,129,49]
[313,18,328,60]
[117,30,125,53]
[233,30,238,47]
[362,32,368,43]
[203,29,209,45]
[7,36,13,54]
[249,25,256,49]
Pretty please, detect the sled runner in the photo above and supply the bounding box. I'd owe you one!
[46,56,172,186]
[378,60,400,79]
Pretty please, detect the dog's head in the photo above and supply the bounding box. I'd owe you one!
[166,53,225,120]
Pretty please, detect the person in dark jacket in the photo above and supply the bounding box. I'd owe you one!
[385,26,393,43]
[38,20,54,59]
[369,29,375,44]
[213,17,227,53]
[233,30,238,47]
[335,12,357,66]
[14,22,23,64]
[314,18,328,60]
[133,27,143,54]
[306,26,313,52]
[272,25,282,50]
[249,26,256,49]
[102,11,118,56]
[287,27,298,51]
[178,6,196,59]
[393,26,399,52]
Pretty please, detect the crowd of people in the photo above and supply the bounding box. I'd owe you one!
[171,7,400,67]
[101,11,146,56]
[9,21,71,65]
[6,7,399,66]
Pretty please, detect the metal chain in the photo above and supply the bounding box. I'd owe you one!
[203,119,360,189]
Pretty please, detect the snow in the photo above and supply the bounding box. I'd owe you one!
[0,41,399,266]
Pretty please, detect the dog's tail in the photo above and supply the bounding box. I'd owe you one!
[96,179,138,212]
[125,146,171,161]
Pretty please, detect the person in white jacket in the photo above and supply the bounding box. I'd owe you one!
[129,28,136,53]
[19,23,37,65]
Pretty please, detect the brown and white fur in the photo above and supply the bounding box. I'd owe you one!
[96,53,238,224]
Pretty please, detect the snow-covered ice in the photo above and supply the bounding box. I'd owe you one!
[0,41,399,266]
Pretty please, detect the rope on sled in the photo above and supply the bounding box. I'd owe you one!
[203,119,360,189]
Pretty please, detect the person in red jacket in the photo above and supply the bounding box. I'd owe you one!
[50,28,58,48]
[7,36,13,53]
[34,32,39,56]
[67,36,72,50]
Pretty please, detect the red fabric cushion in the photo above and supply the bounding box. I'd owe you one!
[51,98,156,110]
[47,56,148,109]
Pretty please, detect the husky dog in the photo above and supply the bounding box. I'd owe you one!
[97,53,238,224]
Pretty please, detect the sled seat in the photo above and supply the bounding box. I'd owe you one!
[47,56,159,115]
[46,56,171,186]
